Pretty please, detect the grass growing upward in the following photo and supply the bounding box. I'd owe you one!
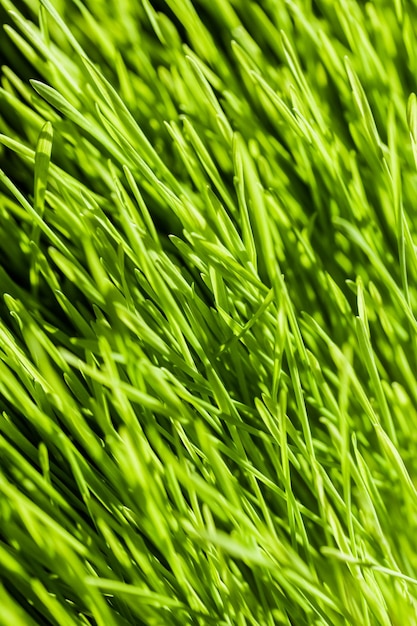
[1,0,417,624]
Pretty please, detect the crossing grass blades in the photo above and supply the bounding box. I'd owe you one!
[1,0,417,624]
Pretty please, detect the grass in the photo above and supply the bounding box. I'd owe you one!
[1,0,417,624]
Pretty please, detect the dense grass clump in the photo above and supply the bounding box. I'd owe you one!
[1,0,417,624]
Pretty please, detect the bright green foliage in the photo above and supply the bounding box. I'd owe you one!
[1,0,417,624]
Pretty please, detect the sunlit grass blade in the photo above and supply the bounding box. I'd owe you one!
[1,0,417,624]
